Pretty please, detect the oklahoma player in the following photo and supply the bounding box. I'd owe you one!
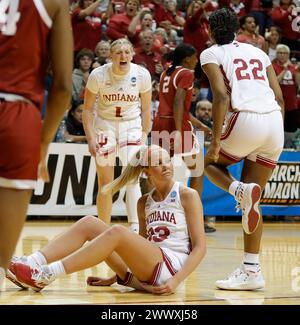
[0,0,73,289]
[152,43,210,220]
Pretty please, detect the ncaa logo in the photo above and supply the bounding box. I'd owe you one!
[170,191,177,198]
[131,77,137,83]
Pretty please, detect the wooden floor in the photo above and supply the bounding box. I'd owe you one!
[1,221,300,305]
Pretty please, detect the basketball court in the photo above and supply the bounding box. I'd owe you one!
[1,221,300,305]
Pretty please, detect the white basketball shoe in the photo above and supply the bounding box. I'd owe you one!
[235,183,261,234]
[215,265,265,291]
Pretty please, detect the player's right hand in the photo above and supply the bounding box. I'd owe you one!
[87,138,99,157]
[86,275,117,286]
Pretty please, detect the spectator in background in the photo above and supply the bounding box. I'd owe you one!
[133,30,164,78]
[189,79,201,117]
[228,0,246,19]
[156,0,185,33]
[273,44,300,148]
[71,0,102,54]
[195,100,213,146]
[193,99,216,233]
[265,26,282,62]
[65,100,87,143]
[72,49,94,102]
[107,0,140,41]
[92,41,111,69]
[153,27,175,55]
[236,14,267,52]
[184,0,215,57]
[249,0,273,36]
[128,8,154,47]
[272,0,300,51]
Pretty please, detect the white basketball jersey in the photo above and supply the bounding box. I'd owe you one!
[86,62,151,120]
[200,41,281,114]
[144,182,191,255]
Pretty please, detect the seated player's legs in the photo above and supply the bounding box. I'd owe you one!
[0,101,41,273]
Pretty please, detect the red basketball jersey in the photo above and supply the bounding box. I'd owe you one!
[0,0,51,110]
[157,66,194,122]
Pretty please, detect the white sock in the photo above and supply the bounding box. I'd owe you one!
[0,267,5,291]
[48,261,66,278]
[126,182,141,224]
[129,222,139,233]
[29,251,47,266]
[243,253,260,273]
[229,181,241,197]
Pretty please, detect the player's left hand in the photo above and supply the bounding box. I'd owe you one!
[151,277,179,295]
[206,141,220,163]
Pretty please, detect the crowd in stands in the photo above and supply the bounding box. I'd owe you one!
[50,0,299,148]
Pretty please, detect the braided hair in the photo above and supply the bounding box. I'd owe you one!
[166,43,196,76]
[209,8,239,45]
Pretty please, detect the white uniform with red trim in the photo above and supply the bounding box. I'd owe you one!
[116,182,191,290]
[200,41,283,168]
[86,62,151,164]
[144,182,190,285]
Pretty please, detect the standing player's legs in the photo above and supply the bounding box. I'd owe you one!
[205,155,266,290]
[95,161,115,225]
[119,145,141,232]
[0,101,41,289]
[240,159,273,254]
[0,188,32,289]
[94,118,117,224]
[119,119,143,232]
[208,110,283,290]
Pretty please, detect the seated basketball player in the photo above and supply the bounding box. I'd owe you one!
[7,145,206,295]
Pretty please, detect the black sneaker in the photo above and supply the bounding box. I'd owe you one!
[204,223,216,233]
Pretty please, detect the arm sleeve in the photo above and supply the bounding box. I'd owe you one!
[263,51,272,68]
[200,48,219,66]
[176,70,194,89]
[139,68,152,93]
[86,70,100,94]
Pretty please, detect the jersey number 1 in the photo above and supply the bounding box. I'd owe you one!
[234,58,265,81]
[0,0,20,36]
